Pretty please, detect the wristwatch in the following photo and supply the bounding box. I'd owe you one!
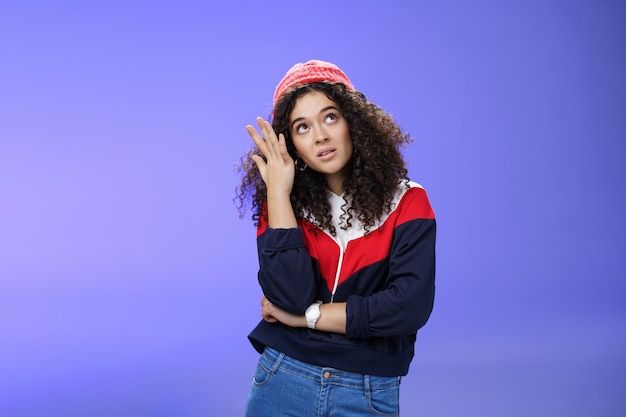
[305,301,322,329]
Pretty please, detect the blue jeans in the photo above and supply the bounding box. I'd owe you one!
[244,347,401,417]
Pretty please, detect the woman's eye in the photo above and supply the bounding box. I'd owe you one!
[296,124,308,134]
[325,113,337,123]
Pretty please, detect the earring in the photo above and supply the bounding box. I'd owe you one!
[295,158,307,171]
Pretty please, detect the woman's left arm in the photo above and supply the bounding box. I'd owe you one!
[346,217,436,338]
[260,295,347,334]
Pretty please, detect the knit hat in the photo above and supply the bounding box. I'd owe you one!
[273,60,355,108]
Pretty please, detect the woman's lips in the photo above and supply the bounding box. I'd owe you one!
[317,148,336,161]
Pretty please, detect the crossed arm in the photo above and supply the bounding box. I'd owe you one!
[261,295,347,334]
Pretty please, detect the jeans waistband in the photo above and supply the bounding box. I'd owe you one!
[262,347,400,389]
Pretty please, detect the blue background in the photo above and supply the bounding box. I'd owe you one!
[1,1,625,415]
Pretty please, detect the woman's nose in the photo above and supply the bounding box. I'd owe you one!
[314,127,329,143]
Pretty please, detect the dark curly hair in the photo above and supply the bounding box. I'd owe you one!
[235,82,412,236]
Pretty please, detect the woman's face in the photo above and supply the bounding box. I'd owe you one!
[289,91,353,194]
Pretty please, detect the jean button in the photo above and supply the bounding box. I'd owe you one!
[323,371,331,379]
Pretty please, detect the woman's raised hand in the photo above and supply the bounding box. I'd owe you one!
[246,117,295,196]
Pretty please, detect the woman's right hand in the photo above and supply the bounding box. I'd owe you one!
[246,117,295,196]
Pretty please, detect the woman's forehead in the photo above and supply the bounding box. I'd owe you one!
[290,91,338,120]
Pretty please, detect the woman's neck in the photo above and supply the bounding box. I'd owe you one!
[325,177,344,196]
[324,168,349,196]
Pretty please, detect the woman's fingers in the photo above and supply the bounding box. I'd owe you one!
[245,123,271,179]
[260,295,268,306]
[260,295,278,322]
[256,117,282,158]
[245,124,268,156]
[246,117,282,160]
[246,117,295,193]
[249,154,266,178]
[277,133,290,160]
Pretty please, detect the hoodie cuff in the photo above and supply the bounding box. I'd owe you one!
[346,295,371,339]
[263,227,304,251]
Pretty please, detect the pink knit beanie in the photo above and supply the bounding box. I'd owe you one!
[273,60,355,108]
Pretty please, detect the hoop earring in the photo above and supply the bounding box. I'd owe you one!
[295,158,307,172]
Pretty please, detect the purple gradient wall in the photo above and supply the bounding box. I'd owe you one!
[1,1,625,416]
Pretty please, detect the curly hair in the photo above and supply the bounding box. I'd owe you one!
[235,82,412,236]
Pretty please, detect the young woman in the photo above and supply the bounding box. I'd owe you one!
[236,60,436,416]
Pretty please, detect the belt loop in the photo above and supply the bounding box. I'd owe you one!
[364,374,371,392]
[268,351,285,374]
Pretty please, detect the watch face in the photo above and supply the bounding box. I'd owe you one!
[306,302,321,329]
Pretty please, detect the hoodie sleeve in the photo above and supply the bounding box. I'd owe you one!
[256,217,317,314]
[346,187,436,339]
